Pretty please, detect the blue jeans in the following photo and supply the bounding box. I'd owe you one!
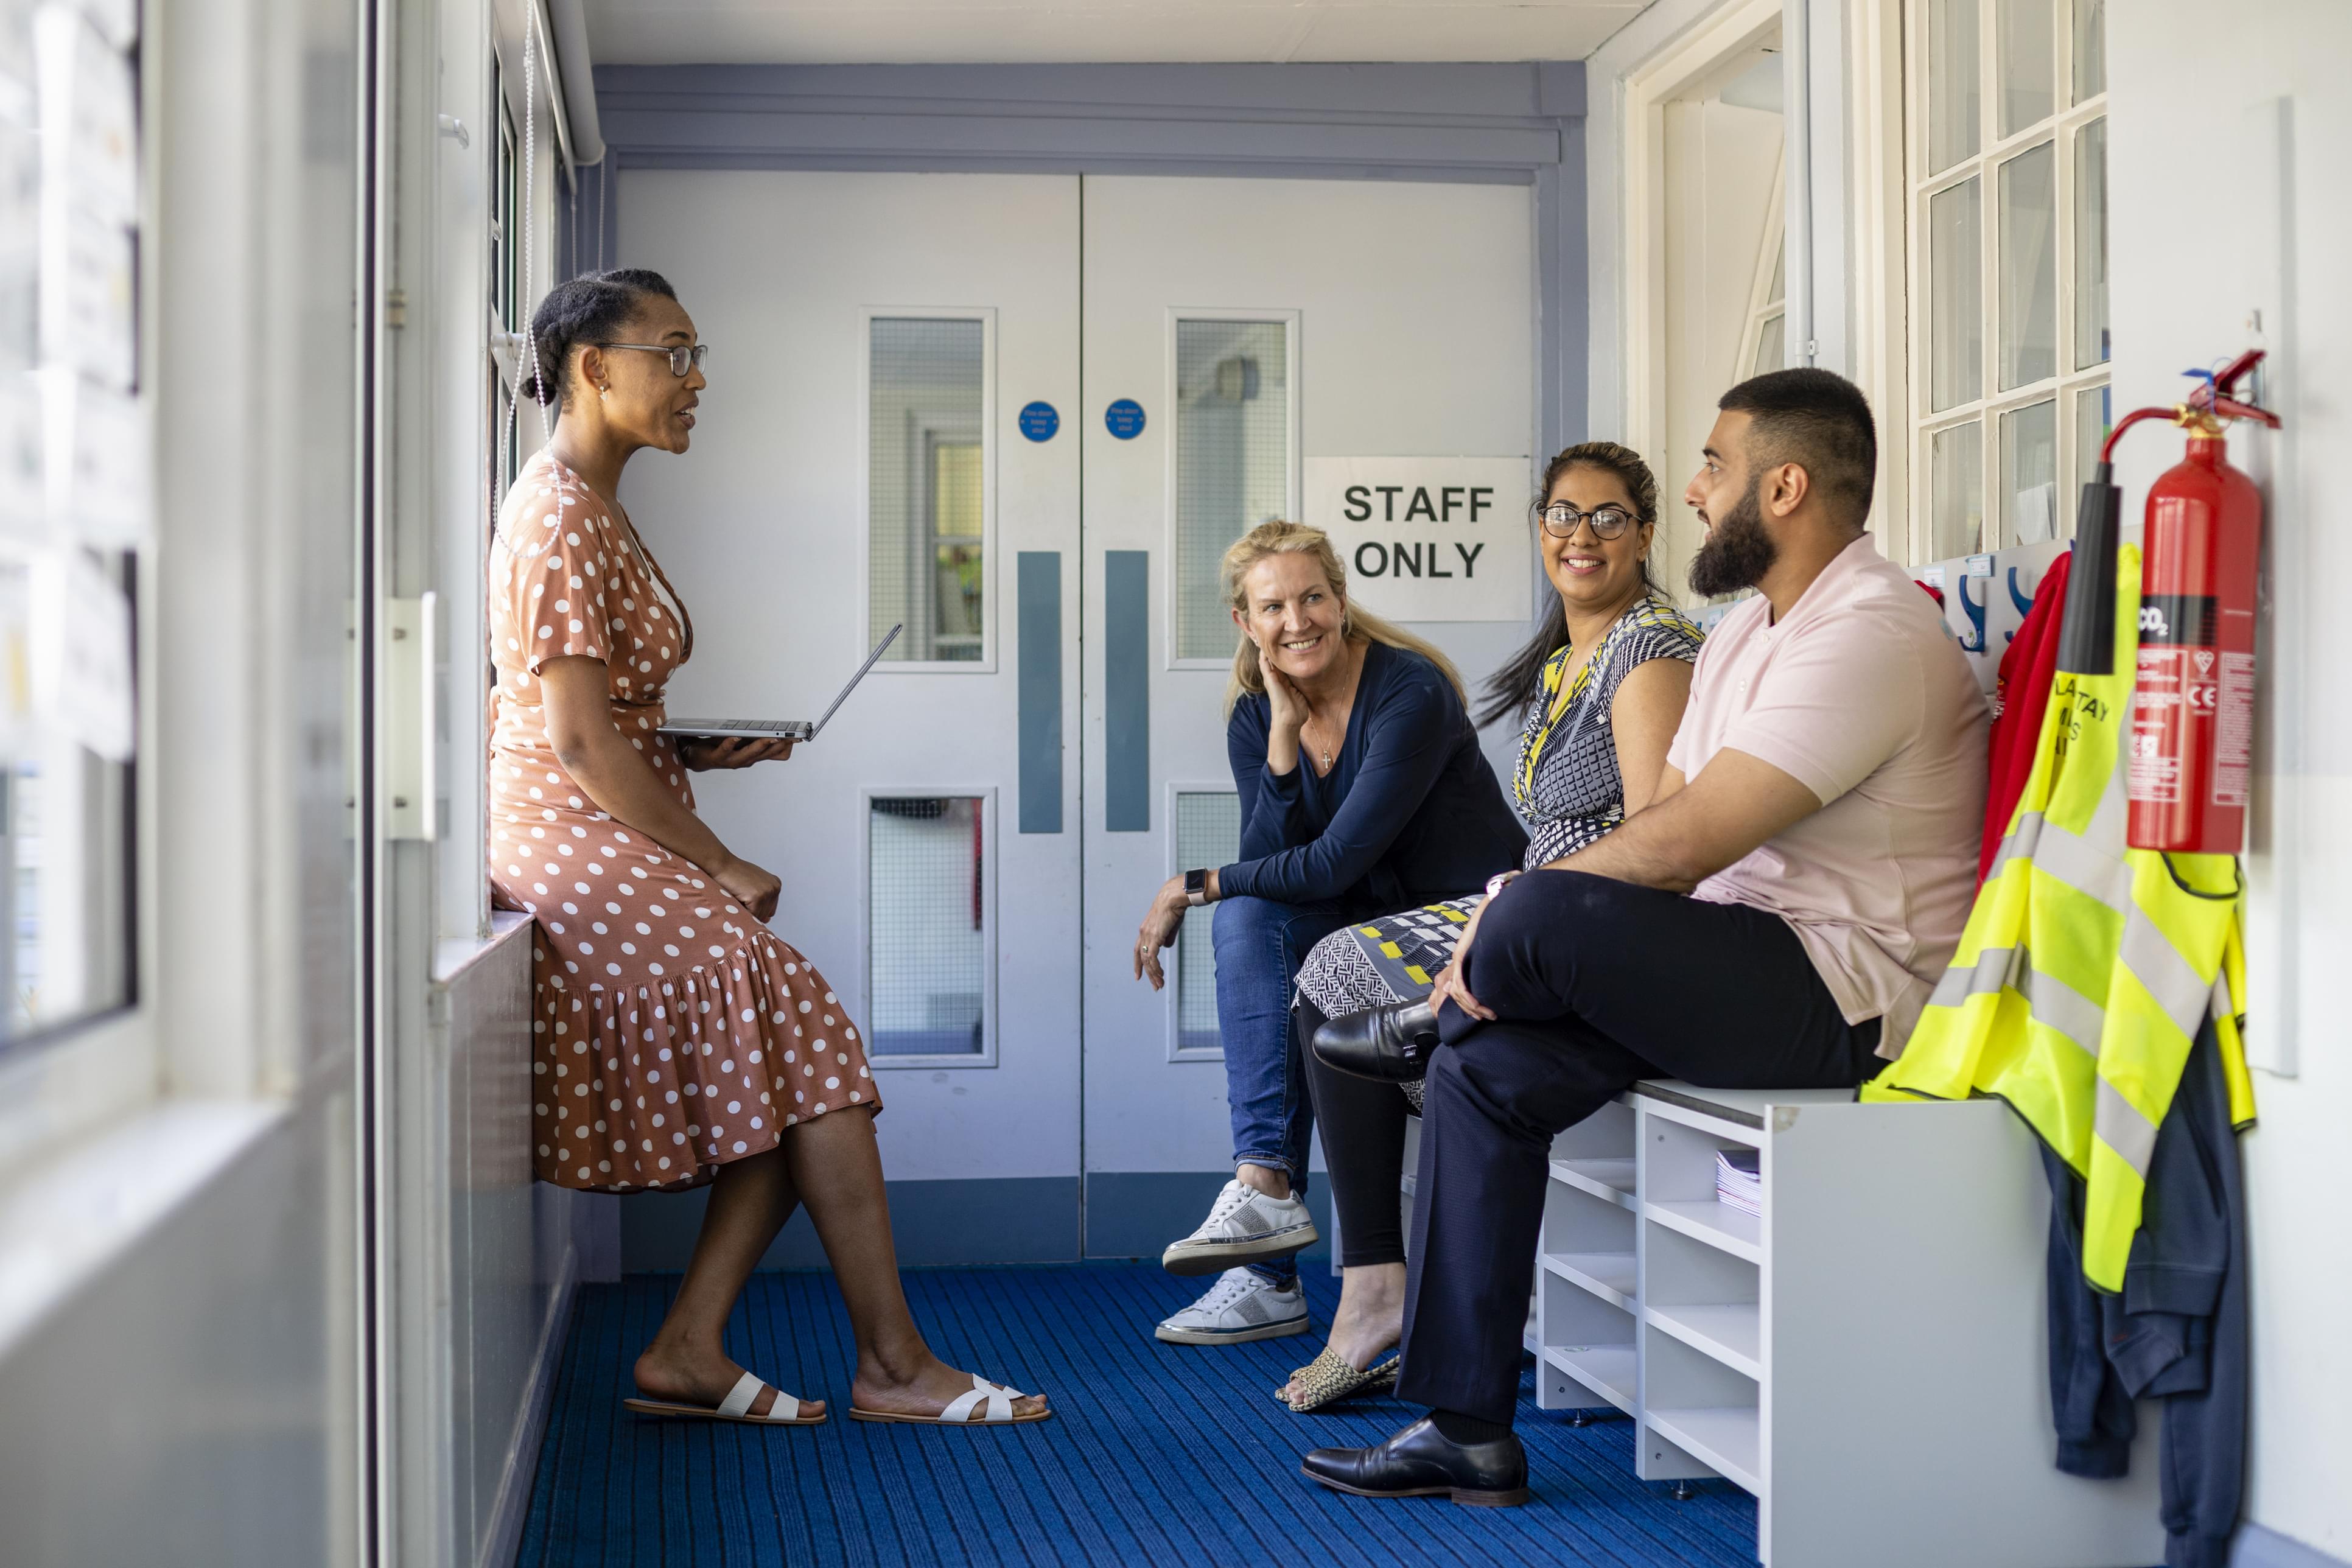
[1211,895,1358,1286]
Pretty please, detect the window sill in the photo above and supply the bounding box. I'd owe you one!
[0,1096,287,1360]
[435,908,534,985]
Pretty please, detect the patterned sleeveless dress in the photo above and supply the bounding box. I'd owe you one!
[1292,596,1705,1097]
[488,453,881,1193]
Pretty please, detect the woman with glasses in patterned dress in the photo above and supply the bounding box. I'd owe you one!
[1272,442,1705,1412]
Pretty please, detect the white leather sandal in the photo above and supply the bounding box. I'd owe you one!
[623,1370,824,1425]
[848,1374,1052,1426]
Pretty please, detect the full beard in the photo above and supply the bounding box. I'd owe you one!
[1687,475,1778,597]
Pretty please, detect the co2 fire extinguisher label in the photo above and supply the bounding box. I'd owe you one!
[2129,647,2199,804]
[2214,651,2255,807]
[2137,594,2217,646]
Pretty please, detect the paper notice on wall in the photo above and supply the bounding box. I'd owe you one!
[2012,482,2057,545]
[0,556,29,758]
[34,7,135,228]
[1304,457,1535,623]
[41,206,134,390]
[0,369,39,536]
[0,117,36,369]
[42,369,145,545]
[68,0,138,52]
[29,546,133,761]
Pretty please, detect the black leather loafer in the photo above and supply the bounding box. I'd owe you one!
[1311,999,1440,1084]
[1300,1416,1529,1507]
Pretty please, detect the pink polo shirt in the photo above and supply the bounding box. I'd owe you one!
[1667,533,1988,1057]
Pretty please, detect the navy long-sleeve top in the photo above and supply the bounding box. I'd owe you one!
[1219,640,1527,911]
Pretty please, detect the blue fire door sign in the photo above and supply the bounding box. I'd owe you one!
[1105,398,1146,440]
[1018,401,1060,442]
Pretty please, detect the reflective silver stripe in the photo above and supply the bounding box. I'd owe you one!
[2095,1076,2161,1176]
[2210,970,2234,1023]
[2029,814,2136,911]
[2015,964,2104,1060]
[2117,905,2214,1038]
[1987,812,2046,880]
[1930,945,2019,1009]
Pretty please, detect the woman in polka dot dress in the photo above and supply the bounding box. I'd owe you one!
[489,269,1047,1427]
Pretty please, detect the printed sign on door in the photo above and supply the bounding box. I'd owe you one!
[1304,457,1532,623]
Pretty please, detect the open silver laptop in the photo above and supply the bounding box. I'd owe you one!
[658,623,902,742]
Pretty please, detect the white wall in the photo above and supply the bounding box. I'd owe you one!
[2107,4,2352,1561]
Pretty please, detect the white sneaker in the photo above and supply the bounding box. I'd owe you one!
[1154,1268,1311,1345]
[1160,1178,1320,1276]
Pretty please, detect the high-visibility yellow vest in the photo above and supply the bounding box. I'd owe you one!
[1864,544,2253,1290]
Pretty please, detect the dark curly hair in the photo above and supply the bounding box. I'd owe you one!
[1474,440,1664,729]
[519,267,679,405]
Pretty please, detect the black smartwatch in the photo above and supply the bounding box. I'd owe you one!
[1183,868,1210,907]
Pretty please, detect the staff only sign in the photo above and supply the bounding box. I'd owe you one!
[1304,457,1532,622]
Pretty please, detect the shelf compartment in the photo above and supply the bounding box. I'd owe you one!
[1646,1405,1760,1493]
[1550,1157,1638,1211]
[1646,1301,1762,1379]
[1645,1197,1762,1262]
[1544,1343,1637,1415]
[1544,1250,1636,1310]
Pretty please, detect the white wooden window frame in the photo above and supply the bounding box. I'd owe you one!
[1737,153,1791,380]
[1902,0,2109,563]
[1163,307,1303,674]
[1164,780,1241,1064]
[860,785,1000,1071]
[856,306,1000,677]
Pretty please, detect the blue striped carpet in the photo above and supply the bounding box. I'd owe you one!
[516,1264,1758,1567]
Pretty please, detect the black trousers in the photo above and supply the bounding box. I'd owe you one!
[1395,871,1884,1425]
[1297,996,1417,1268]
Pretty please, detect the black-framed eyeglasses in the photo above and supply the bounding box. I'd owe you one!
[601,341,709,377]
[1540,502,1639,539]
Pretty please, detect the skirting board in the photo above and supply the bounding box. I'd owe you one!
[477,1241,578,1568]
[617,1172,1334,1271]
[2237,1524,2352,1568]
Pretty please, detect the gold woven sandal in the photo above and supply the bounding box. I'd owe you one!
[1272,1348,1401,1413]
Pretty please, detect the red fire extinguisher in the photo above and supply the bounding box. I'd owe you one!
[2057,350,2280,855]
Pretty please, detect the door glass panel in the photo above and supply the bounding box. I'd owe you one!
[1997,142,2057,390]
[2001,398,2059,546]
[1752,311,1785,377]
[1997,0,2056,138]
[2072,0,2105,100]
[1931,420,1985,559]
[2074,117,2110,369]
[1174,791,1240,1055]
[867,796,987,1057]
[1928,0,1981,175]
[1929,177,1983,411]
[2074,382,2111,497]
[1174,319,1290,661]
[869,318,985,662]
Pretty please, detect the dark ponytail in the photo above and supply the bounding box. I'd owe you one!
[1474,440,1665,730]
[518,267,679,406]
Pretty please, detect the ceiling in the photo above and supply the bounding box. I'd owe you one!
[582,0,1653,68]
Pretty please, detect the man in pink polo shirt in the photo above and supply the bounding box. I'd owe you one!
[1301,368,1987,1507]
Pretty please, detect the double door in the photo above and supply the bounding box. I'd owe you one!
[621,169,1532,1251]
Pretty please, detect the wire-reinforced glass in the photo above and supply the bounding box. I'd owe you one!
[867,796,987,1056]
[1173,320,1289,662]
[1174,792,1242,1053]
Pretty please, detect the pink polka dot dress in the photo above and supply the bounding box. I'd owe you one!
[487,452,881,1193]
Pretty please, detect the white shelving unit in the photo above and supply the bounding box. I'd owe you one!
[1519,1080,2168,1568]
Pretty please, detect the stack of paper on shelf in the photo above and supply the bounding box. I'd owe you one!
[1715,1148,1762,1217]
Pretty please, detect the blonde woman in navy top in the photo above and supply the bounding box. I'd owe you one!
[1130,520,1526,1348]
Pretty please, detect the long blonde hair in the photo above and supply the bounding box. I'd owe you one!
[1220,519,1466,715]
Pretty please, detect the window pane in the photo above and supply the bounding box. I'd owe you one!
[1752,311,1786,377]
[1928,0,1981,174]
[2074,382,2112,498]
[1997,142,2058,390]
[2074,117,2110,369]
[2001,398,2059,545]
[868,797,987,1056]
[1766,244,1785,308]
[1931,420,1986,559]
[2072,0,2105,100]
[869,318,984,662]
[1174,320,1290,661]
[1997,0,2056,137]
[1929,177,1984,412]
[1174,792,1241,1054]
